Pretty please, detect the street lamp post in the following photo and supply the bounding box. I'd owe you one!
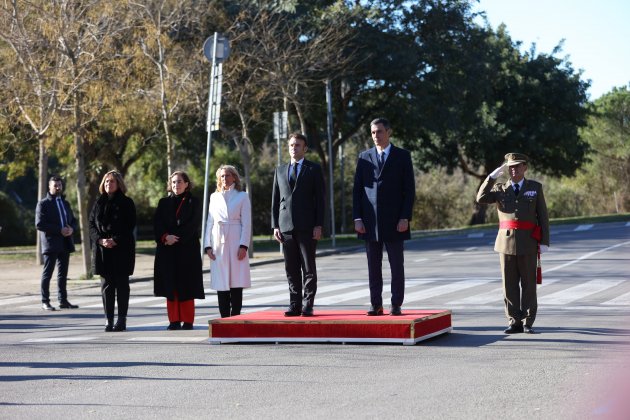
[201,33,229,256]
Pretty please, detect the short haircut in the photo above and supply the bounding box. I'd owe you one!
[215,165,243,192]
[370,117,391,130]
[168,171,192,193]
[99,170,127,194]
[288,132,307,144]
[49,175,63,183]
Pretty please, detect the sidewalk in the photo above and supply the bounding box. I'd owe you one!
[0,246,361,297]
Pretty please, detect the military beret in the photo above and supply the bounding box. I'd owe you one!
[504,152,529,166]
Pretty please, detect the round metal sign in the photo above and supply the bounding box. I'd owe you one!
[203,34,230,63]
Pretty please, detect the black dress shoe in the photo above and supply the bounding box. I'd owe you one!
[389,305,402,316]
[504,324,524,334]
[181,322,194,330]
[59,301,78,309]
[301,307,314,317]
[167,322,181,330]
[366,306,384,316]
[104,323,114,332]
[524,325,536,334]
[42,302,56,311]
[113,319,126,332]
[284,308,301,317]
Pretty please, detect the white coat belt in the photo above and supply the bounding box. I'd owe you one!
[214,220,241,245]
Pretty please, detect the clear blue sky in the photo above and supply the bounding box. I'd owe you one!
[474,0,630,100]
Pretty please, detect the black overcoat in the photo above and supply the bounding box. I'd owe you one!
[352,144,416,242]
[88,191,136,277]
[153,193,205,301]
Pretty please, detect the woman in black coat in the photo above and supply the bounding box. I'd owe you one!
[89,170,136,332]
[153,171,205,330]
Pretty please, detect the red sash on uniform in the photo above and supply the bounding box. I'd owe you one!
[498,220,543,284]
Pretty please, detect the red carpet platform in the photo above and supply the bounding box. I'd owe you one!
[208,309,452,345]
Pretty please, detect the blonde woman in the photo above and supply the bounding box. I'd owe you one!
[204,165,252,317]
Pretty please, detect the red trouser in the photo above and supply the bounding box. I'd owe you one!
[166,292,195,323]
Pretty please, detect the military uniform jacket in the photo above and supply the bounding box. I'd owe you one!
[477,177,549,255]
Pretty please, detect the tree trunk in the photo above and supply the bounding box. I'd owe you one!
[234,116,254,257]
[36,136,48,265]
[72,88,92,279]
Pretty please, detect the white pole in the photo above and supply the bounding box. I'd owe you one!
[201,33,219,256]
[326,79,336,247]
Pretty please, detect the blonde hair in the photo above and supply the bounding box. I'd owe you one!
[215,165,242,192]
[98,170,127,194]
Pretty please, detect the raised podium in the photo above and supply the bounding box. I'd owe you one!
[208,309,451,345]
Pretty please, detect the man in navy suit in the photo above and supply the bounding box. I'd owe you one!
[36,176,79,311]
[272,132,325,317]
[353,118,415,316]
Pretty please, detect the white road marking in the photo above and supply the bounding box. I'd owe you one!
[601,291,630,306]
[447,279,560,305]
[539,279,625,305]
[468,233,484,238]
[543,241,630,274]
[404,279,493,302]
[22,337,98,343]
[574,224,594,231]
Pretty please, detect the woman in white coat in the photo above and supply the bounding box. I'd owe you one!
[204,165,252,317]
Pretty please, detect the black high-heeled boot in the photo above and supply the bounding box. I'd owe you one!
[113,318,126,332]
[105,318,114,332]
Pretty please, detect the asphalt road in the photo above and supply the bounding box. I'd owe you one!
[1,221,629,419]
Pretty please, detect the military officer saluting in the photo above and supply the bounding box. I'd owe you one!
[477,153,550,334]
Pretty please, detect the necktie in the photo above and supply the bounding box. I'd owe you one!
[378,153,385,171]
[289,163,298,189]
[56,197,67,228]
[513,183,520,196]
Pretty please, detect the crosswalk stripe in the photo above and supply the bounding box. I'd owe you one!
[0,295,44,306]
[601,291,630,306]
[404,279,493,303]
[244,282,353,306]
[317,288,370,305]
[544,240,630,274]
[23,337,98,343]
[539,279,625,305]
[446,279,560,305]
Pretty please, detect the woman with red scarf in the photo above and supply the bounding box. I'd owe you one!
[153,171,205,330]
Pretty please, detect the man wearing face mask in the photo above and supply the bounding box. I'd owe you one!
[477,153,549,334]
[36,176,79,311]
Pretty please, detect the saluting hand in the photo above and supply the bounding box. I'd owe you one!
[489,163,506,179]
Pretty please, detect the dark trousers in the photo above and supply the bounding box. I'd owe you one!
[282,230,318,310]
[41,252,69,303]
[500,253,538,327]
[101,275,130,322]
[217,288,243,318]
[366,240,405,308]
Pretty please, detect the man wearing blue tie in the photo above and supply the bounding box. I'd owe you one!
[271,133,325,317]
[353,118,416,316]
[36,176,79,311]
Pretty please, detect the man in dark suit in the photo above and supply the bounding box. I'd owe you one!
[272,132,325,317]
[477,153,549,334]
[353,118,415,316]
[35,176,79,311]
